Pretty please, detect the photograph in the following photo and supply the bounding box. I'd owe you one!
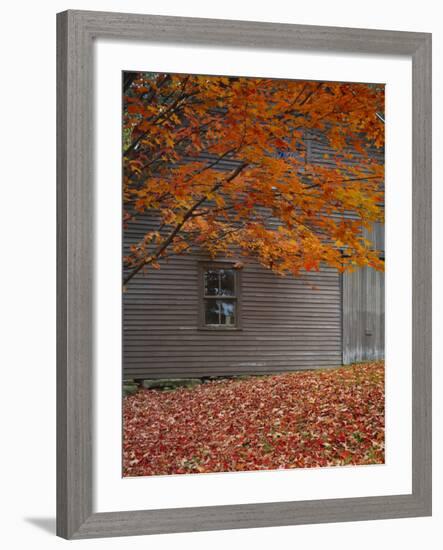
[121,71,385,477]
[0,0,436,544]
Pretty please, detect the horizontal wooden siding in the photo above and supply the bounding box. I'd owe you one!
[123,217,342,379]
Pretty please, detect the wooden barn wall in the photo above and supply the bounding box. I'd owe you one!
[308,131,385,365]
[123,128,384,379]
[123,214,342,379]
[342,223,385,364]
[342,264,385,364]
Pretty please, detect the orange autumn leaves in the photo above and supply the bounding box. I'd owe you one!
[123,73,384,285]
[123,361,385,476]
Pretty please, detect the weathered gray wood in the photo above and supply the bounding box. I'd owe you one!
[60,9,429,55]
[411,33,432,509]
[70,493,428,539]
[342,263,385,364]
[57,9,431,539]
[123,231,342,378]
[122,136,384,378]
[57,11,93,539]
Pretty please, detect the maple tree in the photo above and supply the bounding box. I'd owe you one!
[123,72,384,286]
[123,361,385,475]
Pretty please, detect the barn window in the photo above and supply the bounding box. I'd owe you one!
[199,264,241,329]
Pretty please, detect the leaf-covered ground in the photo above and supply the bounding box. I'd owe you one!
[123,361,384,477]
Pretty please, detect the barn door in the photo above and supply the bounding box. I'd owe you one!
[342,265,385,365]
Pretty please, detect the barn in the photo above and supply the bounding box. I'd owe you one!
[123,135,384,381]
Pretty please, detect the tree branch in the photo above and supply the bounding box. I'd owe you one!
[123,161,248,286]
[124,76,192,156]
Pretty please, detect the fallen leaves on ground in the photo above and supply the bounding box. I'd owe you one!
[123,361,384,476]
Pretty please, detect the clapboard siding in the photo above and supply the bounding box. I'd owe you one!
[309,131,385,365]
[123,132,384,378]
[123,216,342,378]
[307,128,385,168]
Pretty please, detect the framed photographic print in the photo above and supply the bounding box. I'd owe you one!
[57,10,431,539]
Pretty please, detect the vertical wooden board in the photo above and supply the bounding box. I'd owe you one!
[342,265,385,364]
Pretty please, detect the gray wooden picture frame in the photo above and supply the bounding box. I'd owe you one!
[57,9,432,540]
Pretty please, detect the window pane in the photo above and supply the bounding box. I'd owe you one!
[220,300,236,325]
[219,269,235,296]
[204,299,220,324]
[204,270,219,296]
[204,299,236,326]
